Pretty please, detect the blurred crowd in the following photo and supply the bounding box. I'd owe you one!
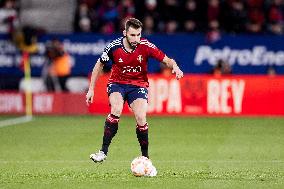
[43,39,72,92]
[74,0,284,35]
[1,0,283,35]
[0,0,19,34]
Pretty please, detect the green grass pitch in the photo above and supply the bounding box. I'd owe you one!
[0,116,283,189]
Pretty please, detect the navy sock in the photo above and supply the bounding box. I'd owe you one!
[101,114,119,155]
[136,123,149,158]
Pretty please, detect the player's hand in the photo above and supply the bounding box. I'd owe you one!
[172,66,184,80]
[86,90,94,106]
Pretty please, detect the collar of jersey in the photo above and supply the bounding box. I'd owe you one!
[121,36,138,54]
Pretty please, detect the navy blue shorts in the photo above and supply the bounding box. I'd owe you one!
[107,83,148,105]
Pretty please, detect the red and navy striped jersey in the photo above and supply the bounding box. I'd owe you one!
[99,37,165,88]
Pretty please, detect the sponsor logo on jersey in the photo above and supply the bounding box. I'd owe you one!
[122,66,142,73]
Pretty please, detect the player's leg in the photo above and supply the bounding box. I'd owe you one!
[130,98,149,158]
[128,87,149,158]
[90,84,124,162]
[100,92,124,154]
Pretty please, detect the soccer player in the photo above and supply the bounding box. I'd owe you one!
[86,18,183,162]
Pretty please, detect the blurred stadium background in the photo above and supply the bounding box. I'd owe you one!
[0,0,284,188]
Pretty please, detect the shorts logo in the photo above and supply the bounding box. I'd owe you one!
[107,84,112,93]
[138,88,146,94]
[138,88,148,98]
[137,55,143,63]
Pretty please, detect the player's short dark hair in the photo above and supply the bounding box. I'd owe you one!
[125,18,143,31]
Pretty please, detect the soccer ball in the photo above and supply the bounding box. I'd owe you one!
[130,156,157,177]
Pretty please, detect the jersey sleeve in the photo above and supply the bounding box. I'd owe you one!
[146,40,165,62]
[99,43,113,64]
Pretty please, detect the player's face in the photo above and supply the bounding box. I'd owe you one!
[125,27,142,48]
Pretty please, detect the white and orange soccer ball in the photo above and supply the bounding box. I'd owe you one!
[130,156,157,177]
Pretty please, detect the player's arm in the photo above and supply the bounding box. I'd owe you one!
[86,60,104,105]
[161,55,184,80]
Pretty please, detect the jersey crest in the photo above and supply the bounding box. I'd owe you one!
[137,55,143,63]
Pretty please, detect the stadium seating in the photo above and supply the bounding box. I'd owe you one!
[19,0,75,33]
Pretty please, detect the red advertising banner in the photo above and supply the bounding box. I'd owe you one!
[0,93,88,115]
[1,75,284,116]
[89,74,284,116]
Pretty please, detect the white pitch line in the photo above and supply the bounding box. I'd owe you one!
[0,116,32,128]
[0,160,283,164]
